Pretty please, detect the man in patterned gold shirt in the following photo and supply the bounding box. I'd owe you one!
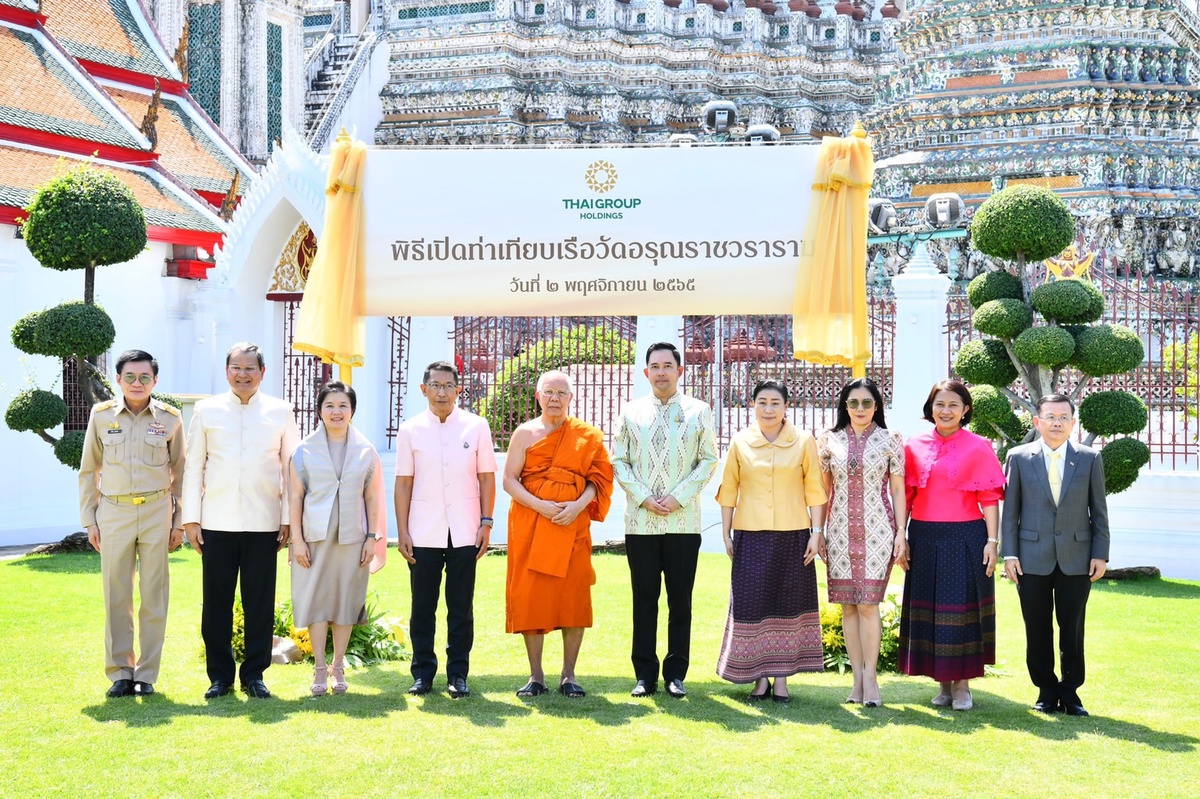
[79,349,186,699]
[612,342,718,698]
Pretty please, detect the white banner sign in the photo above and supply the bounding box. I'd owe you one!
[362,145,819,316]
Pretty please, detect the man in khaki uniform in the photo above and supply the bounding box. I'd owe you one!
[79,350,185,698]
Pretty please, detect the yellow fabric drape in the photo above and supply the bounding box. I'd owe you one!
[792,123,875,378]
[293,131,367,370]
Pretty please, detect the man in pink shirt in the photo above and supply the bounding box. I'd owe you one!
[395,361,497,698]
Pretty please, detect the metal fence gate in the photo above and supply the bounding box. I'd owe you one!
[452,316,638,448]
[681,293,897,451]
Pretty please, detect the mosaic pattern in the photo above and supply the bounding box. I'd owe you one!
[188,2,222,124]
[268,21,283,152]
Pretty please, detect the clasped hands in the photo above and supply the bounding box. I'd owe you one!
[640,495,681,516]
[537,498,587,526]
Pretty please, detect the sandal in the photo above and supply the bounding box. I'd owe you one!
[331,664,348,696]
[311,666,328,697]
[559,680,586,698]
[516,680,547,697]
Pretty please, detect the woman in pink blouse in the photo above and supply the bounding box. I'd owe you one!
[898,379,1005,711]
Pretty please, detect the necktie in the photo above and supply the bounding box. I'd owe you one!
[1048,451,1062,505]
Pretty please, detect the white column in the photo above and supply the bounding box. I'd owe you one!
[403,317,455,424]
[241,0,268,160]
[220,0,242,147]
[890,242,950,436]
[633,315,684,396]
[185,283,234,394]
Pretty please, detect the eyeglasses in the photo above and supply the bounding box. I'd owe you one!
[846,398,875,410]
[426,382,458,393]
[120,373,154,385]
[540,389,571,399]
[1038,414,1073,424]
[228,366,260,375]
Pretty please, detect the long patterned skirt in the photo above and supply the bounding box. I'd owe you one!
[898,519,996,681]
[716,530,823,683]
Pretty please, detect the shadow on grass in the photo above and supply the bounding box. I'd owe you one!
[1092,578,1200,600]
[10,552,99,574]
[820,682,1198,752]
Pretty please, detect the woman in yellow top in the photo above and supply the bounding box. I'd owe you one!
[716,379,828,702]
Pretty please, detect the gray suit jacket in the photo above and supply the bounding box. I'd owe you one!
[1000,440,1110,576]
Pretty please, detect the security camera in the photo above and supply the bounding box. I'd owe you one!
[925,193,965,229]
[746,124,780,145]
[702,100,738,134]
[869,199,898,234]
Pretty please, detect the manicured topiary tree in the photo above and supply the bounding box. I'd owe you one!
[954,184,1150,493]
[4,165,147,466]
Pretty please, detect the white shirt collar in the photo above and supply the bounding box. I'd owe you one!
[1040,439,1069,458]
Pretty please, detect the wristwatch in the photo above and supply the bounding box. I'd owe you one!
[364,532,382,541]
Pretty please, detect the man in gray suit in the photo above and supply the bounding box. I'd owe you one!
[1001,393,1109,717]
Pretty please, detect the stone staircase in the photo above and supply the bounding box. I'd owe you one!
[304,35,358,140]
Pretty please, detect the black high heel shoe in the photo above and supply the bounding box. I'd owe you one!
[748,678,772,701]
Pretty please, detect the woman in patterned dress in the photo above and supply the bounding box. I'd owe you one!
[817,378,908,708]
[716,380,828,703]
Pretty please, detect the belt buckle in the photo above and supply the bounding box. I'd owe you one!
[132,496,146,506]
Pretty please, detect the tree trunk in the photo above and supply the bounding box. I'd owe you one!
[84,263,95,305]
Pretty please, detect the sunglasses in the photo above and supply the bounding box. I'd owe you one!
[846,398,875,410]
[120,374,154,385]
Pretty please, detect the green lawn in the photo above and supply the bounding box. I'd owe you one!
[2,551,1197,798]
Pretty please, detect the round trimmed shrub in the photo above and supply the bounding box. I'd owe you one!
[1100,437,1150,495]
[1079,390,1149,437]
[971,185,1076,263]
[1071,324,1144,377]
[33,301,115,359]
[1029,279,1105,324]
[5,389,68,432]
[11,310,42,354]
[954,339,1019,386]
[968,384,1012,423]
[21,166,146,271]
[966,269,1024,309]
[973,298,1033,339]
[54,430,86,469]
[1013,325,1077,366]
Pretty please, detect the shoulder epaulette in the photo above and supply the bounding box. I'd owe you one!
[92,400,117,413]
[153,400,182,416]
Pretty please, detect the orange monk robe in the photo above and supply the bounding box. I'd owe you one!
[505,417,613,635]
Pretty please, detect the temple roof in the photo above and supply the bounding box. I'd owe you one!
[0,24,144,150]
[105,85,251,197]
[0,144,222,233]
[38,0,176,81]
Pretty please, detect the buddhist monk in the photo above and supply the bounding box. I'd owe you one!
[503,370,613,698]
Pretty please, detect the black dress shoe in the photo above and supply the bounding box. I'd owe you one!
[241,680,272,699]
[631,680,657,697]
[1033,699,1061,714]
[133,681,155,696]
[204,681,232,699]
[407,678,432,696]
[1063,703,1090,717]
[666,679,687,699]
[448,677,471,698]
[106,679,134,698]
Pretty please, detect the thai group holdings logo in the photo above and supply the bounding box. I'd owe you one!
[563,159,642,219]
[585,160,619,194]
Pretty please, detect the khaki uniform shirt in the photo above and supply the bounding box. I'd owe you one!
[78,397,186,527]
